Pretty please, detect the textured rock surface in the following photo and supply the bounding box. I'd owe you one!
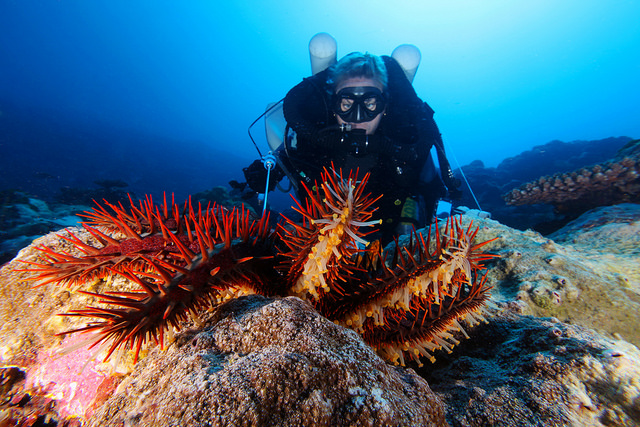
[459,207,640,347]
[0,228,144,366]
[89,295,447,427]
[422,311,640,427]
[0,229,136,423]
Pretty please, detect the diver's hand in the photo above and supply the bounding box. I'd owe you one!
[243,159,285,193]
[243,160,268,193]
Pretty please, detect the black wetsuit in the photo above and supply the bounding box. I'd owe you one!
[245,56,458,243]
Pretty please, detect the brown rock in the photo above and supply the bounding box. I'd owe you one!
[89,295,448,427]
[421,311,640,427]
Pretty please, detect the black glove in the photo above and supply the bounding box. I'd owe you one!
[446,177,463,200]
[243,160,267,193]
[243,160,284,193]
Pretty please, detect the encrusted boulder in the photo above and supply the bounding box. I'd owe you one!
[89,295,448,427]
[422,311,640,426]
[461,207,640,347]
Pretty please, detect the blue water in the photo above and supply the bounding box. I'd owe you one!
[1,1,639,210]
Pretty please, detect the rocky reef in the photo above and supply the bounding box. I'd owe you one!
[504,139,640,214]
[422,311,640,426]
[1,205,639,426]
[470,204,640,346]
[454,136,635,233]
[0,190,87,265]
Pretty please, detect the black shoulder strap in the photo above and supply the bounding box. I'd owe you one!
[382,56,460,197]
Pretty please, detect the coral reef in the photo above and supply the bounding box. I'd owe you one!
[2,202,640,425]
[504,139,640,213]
[453,136,634,233]
[497,137,633,184]
[15,167,496,369]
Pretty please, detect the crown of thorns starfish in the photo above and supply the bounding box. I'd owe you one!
[20,166,498,367]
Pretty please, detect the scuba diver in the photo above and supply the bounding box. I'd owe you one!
[240,34,461,244]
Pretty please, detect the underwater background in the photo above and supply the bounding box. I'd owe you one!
[3,3,640,424]
[1,0,639,222]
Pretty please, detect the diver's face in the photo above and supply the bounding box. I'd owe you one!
[335,77,385,135]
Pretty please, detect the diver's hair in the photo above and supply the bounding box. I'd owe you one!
[328,52,388,91]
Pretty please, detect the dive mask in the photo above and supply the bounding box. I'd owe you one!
[334,86,386,123]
